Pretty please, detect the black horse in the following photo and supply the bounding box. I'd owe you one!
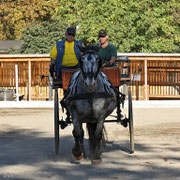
[63,46,117,164]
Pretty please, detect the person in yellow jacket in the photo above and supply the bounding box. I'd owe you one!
[50,27,82,79]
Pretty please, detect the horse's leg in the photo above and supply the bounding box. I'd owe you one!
[92,120,104,164]
[78,123,87,159]
[65,109,71,123]
[87,123,96,155]
[72,123,83,160]
[72,116,86,160]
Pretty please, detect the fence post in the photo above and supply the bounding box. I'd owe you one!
[144,59,148,100]
[49,73,53,101]
[28,59,31,101]
[15,64,19,101]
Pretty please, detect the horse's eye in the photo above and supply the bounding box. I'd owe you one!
[97,59,101,63]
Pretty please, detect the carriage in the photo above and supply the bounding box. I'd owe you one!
[45,47,134,163]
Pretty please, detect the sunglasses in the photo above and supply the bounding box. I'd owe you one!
[98,36,106,38]
[67,33,75,37]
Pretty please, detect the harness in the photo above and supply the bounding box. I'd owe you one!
[60,71,116,118]
[68,92,114,100]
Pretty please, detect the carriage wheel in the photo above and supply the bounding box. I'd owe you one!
[128,87,134,153]
[54,89,60,155]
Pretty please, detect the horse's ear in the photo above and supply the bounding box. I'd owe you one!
[92,43,100,53]
[77,45,86,53]
[79,57,86,78]
[93,46,100,53]
[98,57,102,67]
[79,57,83,68]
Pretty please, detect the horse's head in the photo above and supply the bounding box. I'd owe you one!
[79,45,101,92]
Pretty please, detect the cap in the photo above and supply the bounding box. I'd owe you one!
[66,27,76,35]
[98,29,107,37]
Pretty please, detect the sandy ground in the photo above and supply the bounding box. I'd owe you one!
[0,107,180,180]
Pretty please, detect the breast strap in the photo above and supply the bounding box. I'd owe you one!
[68,92,114,101]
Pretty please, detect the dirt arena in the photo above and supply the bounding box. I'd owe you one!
[0,107,180,180]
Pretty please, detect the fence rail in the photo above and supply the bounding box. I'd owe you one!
[121,53,180,100]
[0,54,180,101]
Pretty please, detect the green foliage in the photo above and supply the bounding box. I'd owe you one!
[54,0,180,53]
[10,19,68,53]
[8,0,180,53]
[0,0,58,40]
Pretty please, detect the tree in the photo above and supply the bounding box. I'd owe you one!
[0,0,58,40]
[55,0,180,53]
[9,0,180,53]
[11,19,68,53]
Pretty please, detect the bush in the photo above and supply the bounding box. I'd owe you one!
[11,19,68,54]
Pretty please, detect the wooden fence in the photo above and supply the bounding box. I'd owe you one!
[0,54,180,101]
[0,54,63,101]
[124,53,180,100]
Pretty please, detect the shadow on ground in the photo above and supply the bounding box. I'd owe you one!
[0,124,180,180]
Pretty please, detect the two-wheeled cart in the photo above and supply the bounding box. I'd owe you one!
[48,56,134,156]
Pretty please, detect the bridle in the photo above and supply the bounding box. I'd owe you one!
[80,50,102,81]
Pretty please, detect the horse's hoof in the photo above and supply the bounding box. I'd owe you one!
[91,158,102,164]
[72,146,83,160]
[72,153,83,160]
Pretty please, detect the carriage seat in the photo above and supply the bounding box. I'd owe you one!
[61,67,121,90]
